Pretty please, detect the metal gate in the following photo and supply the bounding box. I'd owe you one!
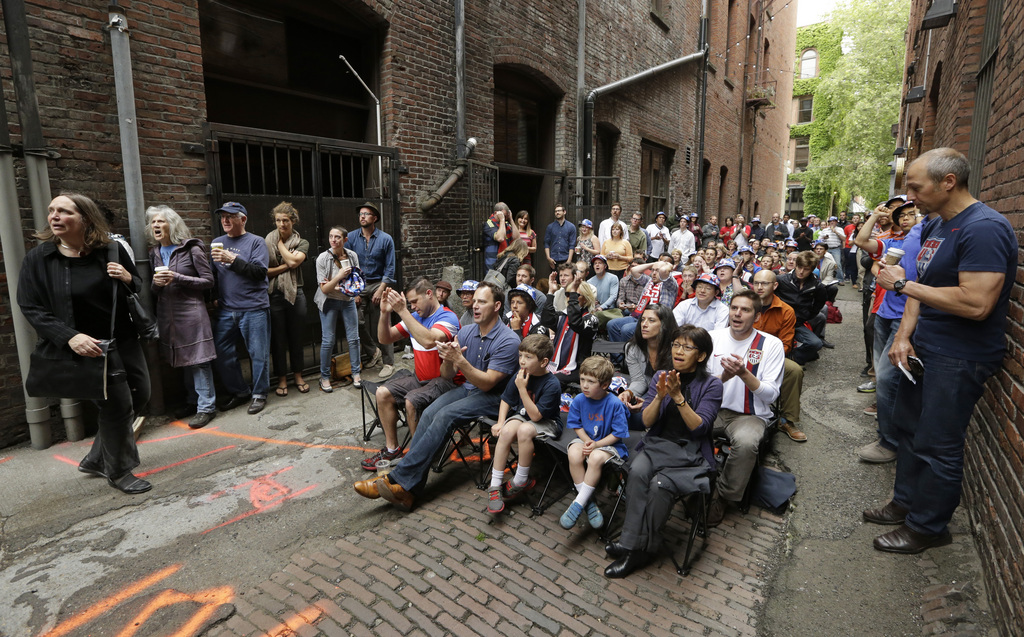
[204,123,401,360]
[564,176,620,226]
[466,159,499,280]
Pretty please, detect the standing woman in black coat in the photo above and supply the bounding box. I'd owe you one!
[18,193,152,494]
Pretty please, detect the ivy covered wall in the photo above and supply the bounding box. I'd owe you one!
[790,23,843,218]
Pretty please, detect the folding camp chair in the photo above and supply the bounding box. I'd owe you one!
[359,379,411,450]
[431,415,494,488]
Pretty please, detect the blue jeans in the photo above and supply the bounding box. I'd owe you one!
[791,325,823,365]
[844,250,859,285]
[872,315,901,451]
[828,247,845,280]
[319,297,361,378]
[183,363,216,414]
[388,386,503,494]
[213,308,271,399]
[890,349,1000,535]
[607,316,638,342]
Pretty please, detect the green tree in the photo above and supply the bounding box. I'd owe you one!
[799,0,910,213]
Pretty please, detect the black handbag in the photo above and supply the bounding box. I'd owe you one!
[110,244,159,341]
[24,269,118,401]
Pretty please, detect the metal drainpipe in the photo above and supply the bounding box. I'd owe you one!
[106,5,164,415]
[582,50,706,205]
[694,0,710,221]
[576,0,586,180]
[0,89,53,449]
[339,55,384,194]
[2,0,85,443]
[417,138,477,212]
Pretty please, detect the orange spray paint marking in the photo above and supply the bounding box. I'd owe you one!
[202,466,317,535]
[0,456,11,465]
[136,446,236,478]
[263,604,324,636]
[113,585,235,637]
[168,421,376,452]
[201,484,317,535]
[40,564,181,637]
[139,427,221,444]
[52,454,79,468]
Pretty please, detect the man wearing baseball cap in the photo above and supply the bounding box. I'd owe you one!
[646,211,672,260]
[350,201,398,379]
[210,202,272,415]
[672,272,728,331]
[454,280,478,326]
[819,216,847,284]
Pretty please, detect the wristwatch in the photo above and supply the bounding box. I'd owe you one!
[893,279,907,296]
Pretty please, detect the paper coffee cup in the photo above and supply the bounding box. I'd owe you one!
[211,242,224,250]
[153,266,169,273]
[883,248,904,266]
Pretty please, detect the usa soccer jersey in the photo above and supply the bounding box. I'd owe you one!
[396,305,460,381]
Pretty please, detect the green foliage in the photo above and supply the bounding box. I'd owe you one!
[795,0,910,215]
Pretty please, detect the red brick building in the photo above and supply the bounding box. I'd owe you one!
[0,0,794,446]
[898,0,1023,633]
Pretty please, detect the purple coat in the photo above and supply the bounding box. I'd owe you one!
[149,238,216,367]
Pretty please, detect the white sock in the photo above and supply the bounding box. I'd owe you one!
[490,468,504,489]
[573,483,595,507]
[512,464,531,487]
[386,446,399,454]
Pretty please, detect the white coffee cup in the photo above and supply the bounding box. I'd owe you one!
[884,248,905,266]
[153,266,169,273]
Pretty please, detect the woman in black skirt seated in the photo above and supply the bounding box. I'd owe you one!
[604,324,723,578]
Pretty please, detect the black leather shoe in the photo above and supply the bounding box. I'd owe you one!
[107,472,152,494]
[863,500,908,525]
[605,541,629,559]
[78,459,106,478]
[247,397,267,415]
[604,551,653,579]
[873,524,952,554]
[219,394,251,412]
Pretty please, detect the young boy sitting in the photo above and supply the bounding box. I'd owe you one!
[561,356,630,529]
[487,333,563,515]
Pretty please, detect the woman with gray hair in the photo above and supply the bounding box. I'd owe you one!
[148,205,218,428]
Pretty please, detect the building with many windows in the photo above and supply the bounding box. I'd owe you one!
[0,0,794,446]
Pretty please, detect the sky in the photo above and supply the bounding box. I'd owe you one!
[797,0,840,27]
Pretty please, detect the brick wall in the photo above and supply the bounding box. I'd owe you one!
[901,0,1024,633]
[0,0,209,448]
[0,0,795,447]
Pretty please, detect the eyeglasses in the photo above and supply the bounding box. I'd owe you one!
[671,342,699,352]
[358,212,375,217]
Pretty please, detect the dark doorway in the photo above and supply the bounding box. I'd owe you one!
[499,172,545,219]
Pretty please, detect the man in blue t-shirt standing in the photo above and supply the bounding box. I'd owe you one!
[210,202,271,415]
[544,204,577,271]
[867,148,1018,554]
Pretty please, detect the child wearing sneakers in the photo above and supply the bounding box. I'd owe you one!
[486,334,563,515]
[562,356,630,529]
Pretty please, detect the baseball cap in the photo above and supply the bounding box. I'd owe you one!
[435,280,453,292]
[656,211,667,219]
[738,245,753,253]
[785,239,798,247]
[828,216,838,221]
[892,201,918,217]
[751,217,761,223]
[591,254,608,263]
[217,202,248,216]
[812,240,826,248]
[714,258,736,271]
[884,195,907,207]
[695,272,721,287]
[507,284,538,312]
[458,280,478,294]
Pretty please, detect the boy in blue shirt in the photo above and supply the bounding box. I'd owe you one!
[487,334,563,515]
[562,356,630,529]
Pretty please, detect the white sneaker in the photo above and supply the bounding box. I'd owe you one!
[379,364,395,379]
[858,440,897,463]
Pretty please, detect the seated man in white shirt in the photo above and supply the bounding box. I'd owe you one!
[673,272,729,331]
[708,289,785,526]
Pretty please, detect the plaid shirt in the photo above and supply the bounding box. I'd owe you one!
[617,273,649,309]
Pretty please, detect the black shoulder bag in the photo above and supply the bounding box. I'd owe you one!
[111,243,160,341]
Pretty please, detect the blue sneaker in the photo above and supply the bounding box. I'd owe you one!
[586,501,604,528]
[560,502,583,529]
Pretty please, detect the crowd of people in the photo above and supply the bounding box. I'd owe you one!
[20,148,1014,576]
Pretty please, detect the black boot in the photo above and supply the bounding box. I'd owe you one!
[604,551,653,579]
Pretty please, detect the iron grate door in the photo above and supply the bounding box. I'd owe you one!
[467,160,499,280]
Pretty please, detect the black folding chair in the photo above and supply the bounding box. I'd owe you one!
[359,379,411,449]
[431,416,494,489]
[714,399,781,514]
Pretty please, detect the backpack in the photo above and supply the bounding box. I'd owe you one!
[826,301,843,324]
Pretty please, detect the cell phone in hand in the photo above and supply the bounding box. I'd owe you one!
[907,356,924,377]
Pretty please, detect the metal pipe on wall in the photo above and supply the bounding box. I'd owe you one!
[2,0,85,443]
[106,6,164,416]
[694,0,711,221]
[0,88,53,449]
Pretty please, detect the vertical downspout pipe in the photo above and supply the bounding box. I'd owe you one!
[339,56,383,192]
[2,0,86,443]
[694,0,710,221]
[0,89,52,449]
[107,5,164,416]
[455,0,467,160]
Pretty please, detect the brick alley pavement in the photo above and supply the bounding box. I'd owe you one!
[207,474,784,637]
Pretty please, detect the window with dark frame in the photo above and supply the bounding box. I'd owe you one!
[640,142,673,217]
[651,0,669,28]
[798,97,813,123]
[794,136,810,172]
